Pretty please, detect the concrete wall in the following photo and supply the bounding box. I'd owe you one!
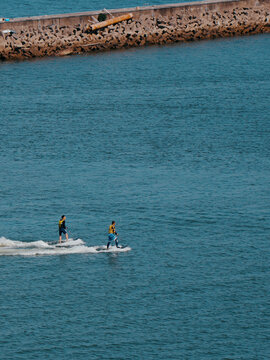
[0,0,269,60]
[0,0,267,30]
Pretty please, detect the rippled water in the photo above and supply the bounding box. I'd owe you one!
[0,34,270,359]
[1,0,197,18]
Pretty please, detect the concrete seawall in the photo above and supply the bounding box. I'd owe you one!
[0,0,269,60]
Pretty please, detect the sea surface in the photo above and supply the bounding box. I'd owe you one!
[0,24,270,360]
[2,0,198,18]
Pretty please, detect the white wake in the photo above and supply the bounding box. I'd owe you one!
[0,237,131,257]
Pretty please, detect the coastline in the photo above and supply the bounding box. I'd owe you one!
[0,0,269,61]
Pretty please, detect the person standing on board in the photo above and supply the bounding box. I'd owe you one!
[107,220,119,249]
[59,215,68,243]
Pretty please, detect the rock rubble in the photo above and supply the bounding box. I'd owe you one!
[0,4,269,61]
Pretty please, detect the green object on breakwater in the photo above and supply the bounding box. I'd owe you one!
[98,13,107,22]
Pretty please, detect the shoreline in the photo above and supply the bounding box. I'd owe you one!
[0,0,269,61]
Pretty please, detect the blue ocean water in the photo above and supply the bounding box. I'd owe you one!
[0,32,270,359]
[1,0,197,18]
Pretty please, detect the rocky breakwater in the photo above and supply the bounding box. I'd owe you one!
[0,0,269,61]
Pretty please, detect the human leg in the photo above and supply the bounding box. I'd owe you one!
[107,234,114,249]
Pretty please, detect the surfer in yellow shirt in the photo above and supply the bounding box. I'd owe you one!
[59,215,69,243]
[107,221,119,249]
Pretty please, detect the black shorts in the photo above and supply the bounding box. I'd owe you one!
[59,228,67,236]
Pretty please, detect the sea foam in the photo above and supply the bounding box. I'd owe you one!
[0,237,131,256]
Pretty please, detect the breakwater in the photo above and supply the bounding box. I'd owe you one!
[0,0,269,61]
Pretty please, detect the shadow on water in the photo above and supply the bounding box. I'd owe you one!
[107,252,121,267]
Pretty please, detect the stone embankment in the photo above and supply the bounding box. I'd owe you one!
[0,0,269,61]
